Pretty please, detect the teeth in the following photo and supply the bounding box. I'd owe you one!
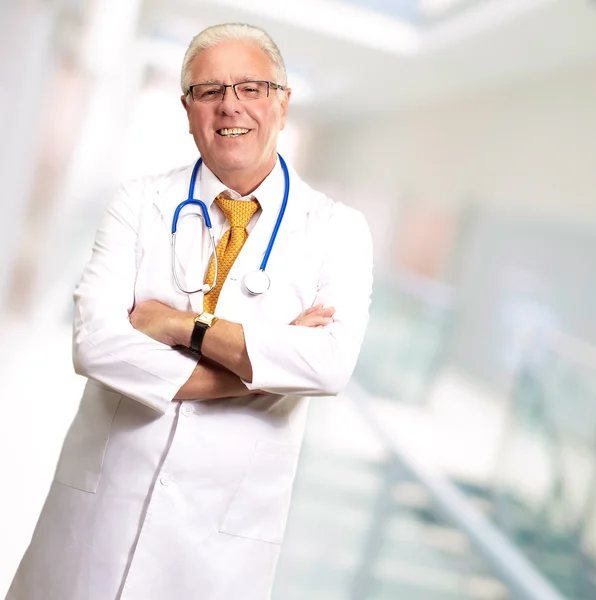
[219,128,249,137]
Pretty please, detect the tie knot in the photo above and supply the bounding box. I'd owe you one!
[215,195,259,228]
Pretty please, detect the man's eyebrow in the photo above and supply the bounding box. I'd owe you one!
[193,76,265,85]
[234,75,265,82]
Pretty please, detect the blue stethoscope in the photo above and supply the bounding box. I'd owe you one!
[171,153,290,296]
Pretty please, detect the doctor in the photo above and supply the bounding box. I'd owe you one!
[6,23,373,600]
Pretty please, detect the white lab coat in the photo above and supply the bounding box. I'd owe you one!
[6,161,373,600]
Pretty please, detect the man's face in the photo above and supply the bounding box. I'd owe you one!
[182,41,291,185]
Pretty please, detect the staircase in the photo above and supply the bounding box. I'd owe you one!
[273,446,511,600]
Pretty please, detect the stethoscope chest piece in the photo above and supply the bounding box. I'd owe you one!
[244,270,271,295]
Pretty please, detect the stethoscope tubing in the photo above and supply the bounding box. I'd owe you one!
[171,153,289,296]
[258,154,289,272]
[171,229,218,296]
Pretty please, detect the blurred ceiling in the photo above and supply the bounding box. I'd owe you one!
[101,0,596,118]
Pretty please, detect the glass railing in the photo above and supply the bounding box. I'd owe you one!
[353,270,455,405]
[489,334,596,600]
[346,271,596,599]
[273,397,513,600]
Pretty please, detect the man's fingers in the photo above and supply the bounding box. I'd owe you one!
[297,315,334,328]
[290,305,336,327]
[307,304,334,316]
[290,304,322,325]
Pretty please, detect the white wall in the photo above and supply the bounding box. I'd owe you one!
[300,59,596,390]
[301,59,596,269]
[0,3,56,307]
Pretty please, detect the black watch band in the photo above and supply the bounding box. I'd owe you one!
[190,320,209,356]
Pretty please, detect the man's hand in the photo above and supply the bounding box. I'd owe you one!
[290,304,335,328]
[174,358,254,400]
[129,300,193,347]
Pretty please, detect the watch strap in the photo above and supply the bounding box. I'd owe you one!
[190,319,209,356]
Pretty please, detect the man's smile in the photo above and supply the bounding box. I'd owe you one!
[217,128,251,137]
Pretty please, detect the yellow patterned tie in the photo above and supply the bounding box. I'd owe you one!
[203,195,260,312]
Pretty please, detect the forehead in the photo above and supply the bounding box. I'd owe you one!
[189,41,274,83]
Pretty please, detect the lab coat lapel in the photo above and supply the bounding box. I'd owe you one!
[154,163,206,307]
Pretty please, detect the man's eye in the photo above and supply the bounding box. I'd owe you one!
[196,87,222,100]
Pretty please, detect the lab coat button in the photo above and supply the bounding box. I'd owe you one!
[160,473,173,486]
[182,404,194,417]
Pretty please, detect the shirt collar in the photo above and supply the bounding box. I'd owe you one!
[199,156,284,211]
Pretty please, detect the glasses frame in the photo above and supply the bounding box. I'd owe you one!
[188,80,286,103]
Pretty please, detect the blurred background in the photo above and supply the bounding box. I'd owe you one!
[1,0,596,598]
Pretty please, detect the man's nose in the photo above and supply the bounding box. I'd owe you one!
[219,86,243,115]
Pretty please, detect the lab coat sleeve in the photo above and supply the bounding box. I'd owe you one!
[72,181,198,414]
[242,203,373,396]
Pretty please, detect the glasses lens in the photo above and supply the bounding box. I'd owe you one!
[193,85,224,102]
[235,81,268,100]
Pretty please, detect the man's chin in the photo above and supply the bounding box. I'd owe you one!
[210,149,254,172]
[201,146,276,181]
[215,158,252,173]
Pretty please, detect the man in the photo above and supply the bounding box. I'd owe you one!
[6,23,372,600]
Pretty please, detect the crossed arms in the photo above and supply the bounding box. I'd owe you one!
[128,301,335,401]
[72,180,373,414]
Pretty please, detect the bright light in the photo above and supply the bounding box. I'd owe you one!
[212,0,421,55]
[419,0,471,18]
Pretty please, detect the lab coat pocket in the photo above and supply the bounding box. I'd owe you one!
[53,380,122,494]
[219,440,299,544]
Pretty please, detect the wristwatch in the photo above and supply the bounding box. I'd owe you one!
[190,312,218,356]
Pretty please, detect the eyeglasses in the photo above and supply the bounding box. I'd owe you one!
[188,80,285,103]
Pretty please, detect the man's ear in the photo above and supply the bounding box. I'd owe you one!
[181,95,192,133]
[279,88,291,130]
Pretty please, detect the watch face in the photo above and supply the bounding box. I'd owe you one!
[197,312,215,327]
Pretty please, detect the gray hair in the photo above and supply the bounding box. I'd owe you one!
[180,23,288,95]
